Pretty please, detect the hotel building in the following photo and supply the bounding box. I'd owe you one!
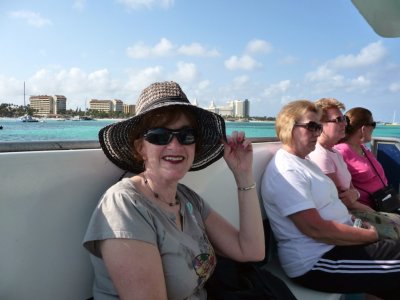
[29,95,67,115]
[204,99,250,117]
[89,99,124,112]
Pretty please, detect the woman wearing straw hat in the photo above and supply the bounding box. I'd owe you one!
[83,81,264,300]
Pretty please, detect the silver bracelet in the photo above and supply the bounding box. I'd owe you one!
[355,189,360,200]
[237,183,256,191]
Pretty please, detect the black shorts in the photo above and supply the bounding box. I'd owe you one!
[292,239,400,299]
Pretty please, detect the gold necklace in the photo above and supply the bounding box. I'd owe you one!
[143,175,180,207]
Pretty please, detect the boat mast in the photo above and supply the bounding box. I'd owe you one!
[24,81,26,107]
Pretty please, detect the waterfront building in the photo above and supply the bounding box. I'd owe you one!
[112,99,123,112]
[204,99,250,117]
[54,95,67,114]
[205,100,219,114]
[235,99,250,118]
[89,99,124,113]
[29,95,67,115]
[123,104,135,116]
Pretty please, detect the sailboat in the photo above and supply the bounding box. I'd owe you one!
[387,111,400,126]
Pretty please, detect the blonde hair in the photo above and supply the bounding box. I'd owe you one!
[276,100,321,146]
[314,98,345,122]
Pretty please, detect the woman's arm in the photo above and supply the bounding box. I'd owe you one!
[326,172,375,212]
[289,208,378,245]
[100,239,168,300]
[205,131,265,262]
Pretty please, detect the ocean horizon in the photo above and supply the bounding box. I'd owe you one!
[0,118,399,142]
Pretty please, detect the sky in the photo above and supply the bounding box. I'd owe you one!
[0,0,399,122]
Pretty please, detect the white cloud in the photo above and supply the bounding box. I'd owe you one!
[328,41,387,69]
[153,38,175,56]
[127,39,220,59]
[9,10,52,28]
[233,75,250,86]
[116,0,174,10]
[224,55,262,71]
[126,42,151,59]
[172,62,198,83]
[0,75,23,102]
[389,82,400,92]
[197,80,210,90]
[178,43,220,57]
[73,0,86,11]
[263,80,291,97]
[348,76,370,89]
[11,67,122,109]
[305,65,336,82]
[303,42,389,95]
[245,39,272,55]
[124,66,164,94]
[279,55,298,65]
[126,38,174,58]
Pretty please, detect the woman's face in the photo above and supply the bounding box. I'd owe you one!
[321,107,347,144]
[139,114,196,183]
[361,116,376,143]
[289,110,322,158]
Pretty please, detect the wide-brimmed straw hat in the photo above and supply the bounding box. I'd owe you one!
[99,81,226,174]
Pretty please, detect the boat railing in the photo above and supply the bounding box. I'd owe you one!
[0,140,100,152]
[0,137,280,153]
[371,136,400,155]
[371,137,400,193]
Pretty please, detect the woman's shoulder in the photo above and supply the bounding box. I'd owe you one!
[104,178,137,196]
[334,142,351,154]
[97,178,142,208]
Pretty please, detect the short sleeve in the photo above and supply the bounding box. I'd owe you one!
[83,183,157,258]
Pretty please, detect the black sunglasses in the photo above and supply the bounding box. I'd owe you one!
[325,115,348,124]
[143,127,196,145]
[294,121,323,133]
[365,122,376,129]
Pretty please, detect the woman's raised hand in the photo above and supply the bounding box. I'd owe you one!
[223,131,253,179]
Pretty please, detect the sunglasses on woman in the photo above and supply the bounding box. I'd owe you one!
[365,121,376,129]
[325,116,348,124]
[294,121,323,133]
[143,127,196,145]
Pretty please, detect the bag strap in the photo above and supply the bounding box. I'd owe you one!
[361,147,386,187]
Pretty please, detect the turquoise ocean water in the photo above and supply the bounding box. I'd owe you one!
[0,118,399,142]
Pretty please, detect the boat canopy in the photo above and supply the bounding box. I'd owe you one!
[352,0,400,37]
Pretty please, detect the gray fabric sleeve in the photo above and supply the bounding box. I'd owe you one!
[83,187,157,258]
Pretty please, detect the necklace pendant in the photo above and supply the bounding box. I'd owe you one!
[168,200,179,207]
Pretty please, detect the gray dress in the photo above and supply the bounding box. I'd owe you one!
[83,178,216,300]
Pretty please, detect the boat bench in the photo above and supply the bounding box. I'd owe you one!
[1,141,345,300]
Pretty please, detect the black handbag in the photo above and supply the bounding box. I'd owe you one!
[361,148,400,213]
[370,185,400,213]
[205,256,297,300]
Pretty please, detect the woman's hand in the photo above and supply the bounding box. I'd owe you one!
[223,131,253,185]
[290,209,379,245]
[339,189,375,212]
[338,189,358,207]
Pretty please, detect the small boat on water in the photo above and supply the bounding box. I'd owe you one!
[385,111,400,126]
[19,114,39,122]
[71,115,95,121]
